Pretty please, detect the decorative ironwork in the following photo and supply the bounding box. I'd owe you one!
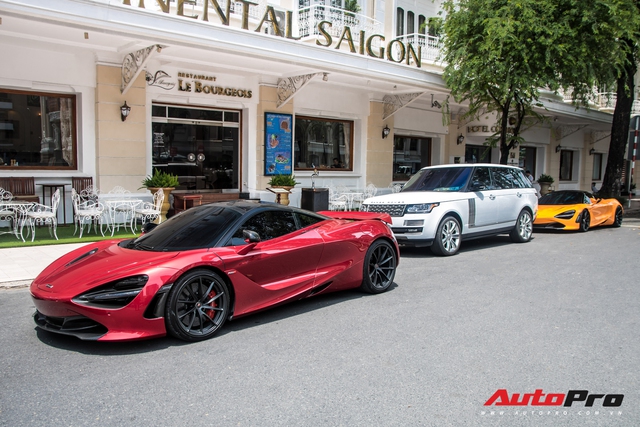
[121,44,164,95]
[276,73,318,108]
[590,131,611,144]
[555,124,588,141]
[383,93,424,120]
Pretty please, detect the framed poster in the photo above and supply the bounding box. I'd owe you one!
[264,112,293,175]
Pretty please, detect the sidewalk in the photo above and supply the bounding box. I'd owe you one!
[0,243,87,289]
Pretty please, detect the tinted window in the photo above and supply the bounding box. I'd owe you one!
[539,192,589,205]
[232,211,297,243]
[297,212,325,228]
[402,167,472,192]
[470,167,492,190]
[491,168,516,189]
[128,206,241,251]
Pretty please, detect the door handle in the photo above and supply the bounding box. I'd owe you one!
[516,192,522,197]
[489,194,496,200]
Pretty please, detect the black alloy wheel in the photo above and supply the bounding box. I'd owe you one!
[431,216,461,256]
[613,206,623,227]
[165,269,230,342]
[510,209,533,243]
[579,210,590,232]
[361,239,397,294]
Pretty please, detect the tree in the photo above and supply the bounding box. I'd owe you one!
[553,0,640,198]
[441,0,640,173]
[441,0,570,164]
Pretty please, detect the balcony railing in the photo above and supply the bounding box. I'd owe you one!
[393,33,442,64]
[297,5,382,41]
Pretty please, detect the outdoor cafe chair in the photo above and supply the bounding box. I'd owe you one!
[72,188,107,239]
[133,188,164,231]
[25,188,60,242]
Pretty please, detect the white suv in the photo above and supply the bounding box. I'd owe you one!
[361,164,538,256]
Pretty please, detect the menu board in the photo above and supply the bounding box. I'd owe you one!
[264,112,293,176]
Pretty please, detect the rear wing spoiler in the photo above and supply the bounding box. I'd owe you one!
[318,211,392,225]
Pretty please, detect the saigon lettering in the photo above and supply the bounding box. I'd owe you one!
[122,0,421,68]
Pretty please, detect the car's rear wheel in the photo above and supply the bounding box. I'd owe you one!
[165,269,230,342]
[431,216,461,256]
[510,209,533,243]
[613,206,623,227]
[579,210,590,232]
[361,239,397,294]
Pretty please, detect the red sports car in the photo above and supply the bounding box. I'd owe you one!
[30,201,399,342]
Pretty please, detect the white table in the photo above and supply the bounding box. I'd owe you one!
[0,201,35,242]
[103,198,143,236]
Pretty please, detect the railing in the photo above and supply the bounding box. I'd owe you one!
[297,5,382,41]
[392,33,442,63]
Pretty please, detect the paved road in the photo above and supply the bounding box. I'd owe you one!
[1,220,639,427]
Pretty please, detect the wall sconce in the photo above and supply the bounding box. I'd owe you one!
[589,148,596,155]
[431,94,442,109]
[456,134,465,145]
[555,144,561,153]
[120,101,131,122]
[382,125,390,139]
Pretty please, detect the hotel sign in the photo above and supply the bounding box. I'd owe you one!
[122,0,422,68]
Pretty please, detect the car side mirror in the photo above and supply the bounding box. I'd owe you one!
[237,230,261,255]
[243,229,261,243]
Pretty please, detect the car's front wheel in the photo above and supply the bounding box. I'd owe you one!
[613,206,623,227]
[361,239,397,294]
[578,210,590,232]
[431,216,461,256]
[510,209,533,243]
[165,269,230,342]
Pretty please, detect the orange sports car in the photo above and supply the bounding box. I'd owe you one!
[534,190,623,231]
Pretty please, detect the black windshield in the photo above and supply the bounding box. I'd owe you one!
[402,167,473,192]
[539,191,590,205]
[125,206,242,251]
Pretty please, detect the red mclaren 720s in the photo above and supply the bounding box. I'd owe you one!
[30,201,399,342]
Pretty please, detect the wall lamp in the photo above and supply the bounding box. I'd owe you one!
[456,134,465,145]
[431,94,442,109]
[120,101,131,122]
[382,125,390,139]
[555,144,562,153]
[589,148,596,155]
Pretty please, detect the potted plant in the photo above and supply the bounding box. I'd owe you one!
[140,168,180,222]
[537,173,554,195]
[267,174,299,206]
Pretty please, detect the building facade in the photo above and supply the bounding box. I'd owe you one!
[0,0,638,222]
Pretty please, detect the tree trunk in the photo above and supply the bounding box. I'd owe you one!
[600,45,636,198]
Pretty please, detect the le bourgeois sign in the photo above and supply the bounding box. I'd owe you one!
[122,0,423,68]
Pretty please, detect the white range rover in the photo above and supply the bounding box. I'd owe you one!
[361,164,538,256]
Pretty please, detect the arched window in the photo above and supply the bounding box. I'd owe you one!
[396,8,404,36]
[418,15,426,34]
[407,11,415,34]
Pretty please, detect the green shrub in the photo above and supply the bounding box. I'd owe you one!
[537,173,554,183]
[267,174,299,187]
[140,168,179,189]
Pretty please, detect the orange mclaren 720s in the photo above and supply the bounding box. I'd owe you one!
[534,190,623,232]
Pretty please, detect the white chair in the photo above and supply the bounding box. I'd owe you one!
[0,189,16,237]
[364,183,378,199]
[133,189,164,231]
[26,189,60,242]
[389,183,403,193]
[72,188,106,239]
[328,187,348,211]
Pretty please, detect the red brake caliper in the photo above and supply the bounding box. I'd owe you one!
[204,290,217,319]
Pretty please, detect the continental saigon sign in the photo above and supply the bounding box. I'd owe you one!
[122,0,422,68]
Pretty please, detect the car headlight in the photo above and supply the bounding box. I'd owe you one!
[554,210,576,220]
[406,203,439,214]
[73,275,149,308]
